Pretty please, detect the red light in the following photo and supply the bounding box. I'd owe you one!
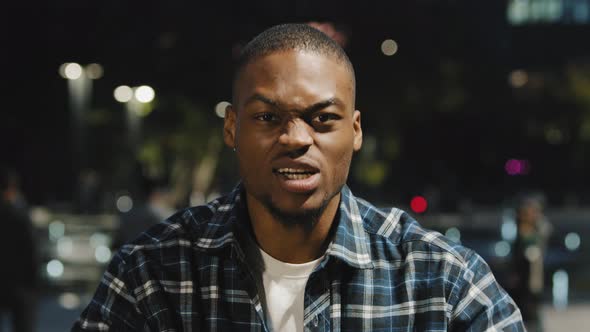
[410,196,428,214]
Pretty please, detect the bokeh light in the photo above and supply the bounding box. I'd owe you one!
[85,63,104,79]
[494,241,511,257]
[445,227,461,243]
[58,293,81,310]
[505,159,530,175]
[215,101,231,118]
[545,127,564,145]
[410,195,428,213]
[135,85,155,103]
[47,259,64,278]
[56,237,74,258]
[381,39,398,56]
[114,85,133,103]
[553,269,569,310]
[95,245,112,263]
[509,69,528,88]
[116,195,133,213]
[90,232,110,248]
[501,220,518,241]
[64,63,83,80]
[48,220,65,241]
[564,232,581,251]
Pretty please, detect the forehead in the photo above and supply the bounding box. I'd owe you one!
[234,50,354,108]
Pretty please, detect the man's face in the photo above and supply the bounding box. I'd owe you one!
[225,50,362,221]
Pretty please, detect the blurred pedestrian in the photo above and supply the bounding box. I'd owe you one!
[0,169,38,332]
[510,194,552,332]
[74,169,103,214]
[112,181,174,250]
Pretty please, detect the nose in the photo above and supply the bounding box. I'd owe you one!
[278,118,313,150]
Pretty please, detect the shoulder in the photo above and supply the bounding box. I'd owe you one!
[355,195,475,269]
[116,193,236,260]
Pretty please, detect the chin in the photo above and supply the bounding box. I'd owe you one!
[265,201,325,228]
[268,189,338,219]
[272,191,325,211]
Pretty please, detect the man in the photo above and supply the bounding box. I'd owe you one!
[73,24,524,331]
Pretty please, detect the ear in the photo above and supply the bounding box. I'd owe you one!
[223,104,237,149]
[352,110,362,152]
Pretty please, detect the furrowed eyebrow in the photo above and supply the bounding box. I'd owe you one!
[303,98,339,114]
[244,94,342,114]
[245,93,280,109]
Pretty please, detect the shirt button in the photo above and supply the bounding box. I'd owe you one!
[312,315,319,327]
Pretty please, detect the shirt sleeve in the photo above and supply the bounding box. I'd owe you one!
[72,251,143,331]
[450,250,526,332]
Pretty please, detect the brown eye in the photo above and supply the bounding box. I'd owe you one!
[256,113,279,122]
[313,113,339,123]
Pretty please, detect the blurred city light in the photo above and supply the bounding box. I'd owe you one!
[508,0,590,25]
[114,85,133,103]
[215,101,231,118]
[564,232,581,251]
[525,245,542,261]
[505,159,530,175]
[64,63,83,80]
[58,63,69,79]
[47,259,64,278]
[545,127,564,145]
[135,85,155,103]
[116,194,133,213]
[95,245,111,263]
[501,219,518,241]
[30,207,51,227]
[48,220,65,241]
[381,39,398,56]
[410,195,428,213]
[494,241,511,257]
[553,269,569,310]
[56,237,74,258]
[445,227,461,243]
[509,69,528,88]
[58,292,81,310]
[85,63,104,79]
[90,232,110,248]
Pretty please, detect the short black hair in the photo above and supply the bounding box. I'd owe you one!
[233,23,355,101]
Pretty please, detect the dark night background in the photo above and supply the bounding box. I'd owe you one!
[4,0,590,210]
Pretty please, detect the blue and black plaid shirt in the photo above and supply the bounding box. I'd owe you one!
[73,184,524,331]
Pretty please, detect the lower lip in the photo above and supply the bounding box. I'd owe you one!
[275,172,320,193]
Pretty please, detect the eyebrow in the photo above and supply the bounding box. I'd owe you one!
[244,93,343,114]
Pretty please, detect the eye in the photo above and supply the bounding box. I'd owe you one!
[255,113,279,122]
[312,113,340,124]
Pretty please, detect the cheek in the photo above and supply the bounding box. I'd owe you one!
[236,133,273,172]
[325,141,354,183]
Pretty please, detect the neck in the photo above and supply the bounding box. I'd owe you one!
[246,192,340,264]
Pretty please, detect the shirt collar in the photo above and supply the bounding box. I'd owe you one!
[324,185,374,269]
[191,183,374,269]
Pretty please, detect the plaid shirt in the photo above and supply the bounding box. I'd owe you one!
[73,184,524,331]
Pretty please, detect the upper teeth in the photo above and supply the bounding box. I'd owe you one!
[277,168,313,174]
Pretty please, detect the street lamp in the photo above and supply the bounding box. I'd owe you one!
[59,62,103,176]
[113,85,156,153]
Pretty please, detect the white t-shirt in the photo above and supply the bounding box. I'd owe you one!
[259,248,324,332]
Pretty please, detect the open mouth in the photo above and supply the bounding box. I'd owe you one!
[274,168,317,180]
